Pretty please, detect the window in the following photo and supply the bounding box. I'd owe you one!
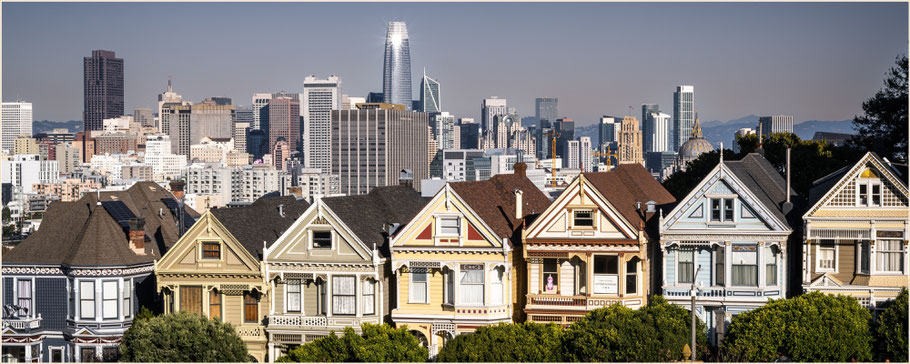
[871,184,881,206]
[332,276,356,315]
[17,279,32,316]
[209,290,221,320]
[101,281,118,319]
[710,199,734,222]
[201,242,221,259]
[818,240,835,271]
[180,286,203,315]
[858,184,868,206]
[50,348,63,363]
[491,267,504,305]
[243,292,258,323]
[724,198,734,221]
[593,255,619,294]
[362,280,375,315]
[711,199,722,221]
[542,259,559,294]
[409,269,428,303]
[765,246,778,286]
[859,241,871,274]
[878,240,904,273]
[312,231,332,249]
[625,259,638,295]
[439,217,460,236]
[858,182,882,206]
[444,270,455,305]
[81,347,97,362]
[678,248,695,284]
[286,279,301,313]
[123,279,132,318]
[714,245,725,286]
[80,281,96,319]
[732,245,758,286]
[573,210,594,227]
[460,265,484,305]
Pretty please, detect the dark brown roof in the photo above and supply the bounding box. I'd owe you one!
[449,174,551,242]
[210,195,310,260]
[3,182,197,267]
[583,163,676,229]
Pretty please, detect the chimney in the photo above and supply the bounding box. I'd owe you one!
[278,204,285,218]
[169,180,185,200]
[513,162,527,178]
[288,186,303,199]
[514,189,524,219]
[128,217,146,254]
[782,147,793,215]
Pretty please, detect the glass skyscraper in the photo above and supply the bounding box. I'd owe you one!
[383,22,413,110]
[673,85,695,152]
[535,97,558,123]
[420,69,441,113]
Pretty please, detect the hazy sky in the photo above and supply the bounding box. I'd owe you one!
[2,2,907,125]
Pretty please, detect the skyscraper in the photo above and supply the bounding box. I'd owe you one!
[420,70,441,113]
[268,96,301,153]
[578,136,593,172]
[158,79,189,134]
[758,115,794,138]
[382,22,413,109]
[673,85,695,152]
[302,75,341,173]
[643,112,671,153]
[430,112,456,150]
[641,104,659,129]
[481,97,508,133]
[618,116,643,166]
[2,101,33,153]
[83,50,124,132]
[566,140,580,169]
[599,116,621,151]
[535,97,558,124]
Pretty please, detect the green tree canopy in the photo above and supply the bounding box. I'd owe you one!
[436,322,564,362]
[278,323,428,362]
[119,311,249,362]
[874,289,908,362]
[852,55,908,163]
[722,291,873,362]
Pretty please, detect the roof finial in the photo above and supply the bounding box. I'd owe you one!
[719,142,724,164]
[691,112,702,139]
[167,76,173,92]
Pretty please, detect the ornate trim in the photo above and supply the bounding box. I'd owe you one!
[660,234,788,242]
[2,266,64,275]
[70,265,155,277]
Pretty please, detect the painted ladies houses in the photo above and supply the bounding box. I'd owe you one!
[154,195,310,362]
[389,164,550,356]
[523,164,675,325]
[1,182,196,362]
[262,185,428,361]
[802,152,908,308]
[659,152,796,345]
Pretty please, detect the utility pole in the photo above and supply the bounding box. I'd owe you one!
[691,265,701,362]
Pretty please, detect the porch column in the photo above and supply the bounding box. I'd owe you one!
[724,242,732,287]
[586,253,593,297]
[25,343,31,362]
[758,242,766,289]
[356,274,363,318]
[326,274,333,317]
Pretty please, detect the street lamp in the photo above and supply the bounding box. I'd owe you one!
[690,265,701,362]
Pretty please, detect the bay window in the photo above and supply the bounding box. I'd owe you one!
[123,279,132,318]
[180,286,203,315]
[765,246,778,286]
[362,280,375,315]
[286,279,302,313]
[409,269,428,303]
[17,279,32,316]
[209,290,221,320]
[460,264,484,305]
[445,270,455,305]
[625,259,638,295]
[817,240,835,271]
[732,245,758,286]
[491,267,504,305]
[714,245,725,286]
[678,248,694,284]
[859,241,870,274]
[243,292,258,323]
[80,281,96,319]
[102,281,118,319]
[877,240,904,273]
[593,255,619,294]
[332,276,356,315]
[542,259,559,294]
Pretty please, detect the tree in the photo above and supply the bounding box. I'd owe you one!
[874,288,908,362]
[2,206,10,223]
[662,149,737,200]
[852,55,908,163]
[119,311,249,362]
[278,323,428,362]
[561,296,709,362]
[436,322,564,362]
[721,291,872,362]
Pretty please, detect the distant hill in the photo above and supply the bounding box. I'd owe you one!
[32,120,82,135]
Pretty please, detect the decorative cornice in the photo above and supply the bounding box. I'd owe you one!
[2,264,155,277]
[2,266,64,275]
[660,234,789,243]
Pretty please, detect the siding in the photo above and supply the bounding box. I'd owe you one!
[36,278,66,331]
[224,295,242,323]
[835,243,856,284]
[529,263,540,295]
[273,283,284,313]
[560,260,575,296]
[303,281,319,315]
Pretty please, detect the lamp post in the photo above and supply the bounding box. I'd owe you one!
[690,265,701,362]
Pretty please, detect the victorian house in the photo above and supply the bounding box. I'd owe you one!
[522,164,675,325]
[262,186,427,362]
[1,182,195,362]
[659,152,796,345]
[154,196,309,362]
[389,165,550,356]
[802,151,908,308]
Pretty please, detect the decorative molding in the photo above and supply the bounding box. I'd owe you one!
[2,266,64,275]
[660,234,788,243]
[410,261,441,269]
[70,265,155,277]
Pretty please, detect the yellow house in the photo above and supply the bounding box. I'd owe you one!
[155,196,310,362]
[802,152,909,307]
[389,168,550,356]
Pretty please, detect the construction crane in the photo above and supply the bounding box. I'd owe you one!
[545,129,560,187]
[590,145,617,171]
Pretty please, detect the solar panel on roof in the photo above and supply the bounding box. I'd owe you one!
[101,200,136,229]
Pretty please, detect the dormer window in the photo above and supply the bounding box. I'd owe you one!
[710,198,734,222]
[202,242,221,259]
[857,181,882,206]
[438,217,460,237]
[573,210,594,227]
[312,231,332,249]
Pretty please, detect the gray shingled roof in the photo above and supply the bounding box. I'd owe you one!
[725,153,795,227]
[210,195,310,260]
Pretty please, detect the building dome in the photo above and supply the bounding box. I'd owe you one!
[678,116,714,162]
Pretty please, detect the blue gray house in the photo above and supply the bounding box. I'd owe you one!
[2,182,195,362]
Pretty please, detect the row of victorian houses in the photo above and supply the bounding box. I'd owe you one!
[2,151,907,362]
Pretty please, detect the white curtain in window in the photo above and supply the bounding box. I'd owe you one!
[332,276,356,315]
[123,279,132,318]
[878,240,903,272]
[287,280,302,312]
[732,248,758,286]
[410,270,428,303]
[362,280,375,315]
[445,271,455,305]
[765,247,777,286]
[490,268,503,305]
[103,281,118,319]
[17,280,31,316]
[460,269,484,304]
[80,281,95,319]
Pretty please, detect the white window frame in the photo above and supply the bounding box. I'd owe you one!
[625,259,639,295]
[362,280,376,315]
[593,254,620,294]
[286,279,302,313]
[875,239,904,274]
[856,180,882,207]
[102,280,119,320]
[815,240,838,273]
[444,269,455,305]
[79,280,96,320]
[677,248,695,284]
[765,246,778,286]
[490,266,504,305]
[123,278,132,318]
[408,269,430,304]
[572,209,595,229]
[459,265,485,306]
[311,230,333,250]
[708,197,736,223]
[331,276,356,316]
[15,278,33,317]
[436,216,460,237]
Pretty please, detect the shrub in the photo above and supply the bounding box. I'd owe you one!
[874,288,908,362]
[279,323,428,362]
[119,311,249,362]
[436,322,564,362]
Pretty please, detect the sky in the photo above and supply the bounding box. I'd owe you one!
[2,2,907,126]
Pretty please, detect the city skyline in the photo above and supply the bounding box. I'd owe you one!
[2,2,907,125]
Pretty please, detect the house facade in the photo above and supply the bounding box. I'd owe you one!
[802,152,909,308]
[154,196,309,362]
[659,153,795,345]
[389,167,550,356]
[523,164,675,325]
[262,186,427,361]
[1,182,194,362]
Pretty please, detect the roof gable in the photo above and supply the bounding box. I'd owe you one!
[804,152,910,218]
[209,196,310,259]
[391,184,504,249]
[526,175,638,240]
[265,201,374,264]
[446,174,551,241]
[156,212,261,274]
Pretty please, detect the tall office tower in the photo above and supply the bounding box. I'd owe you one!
[133,107,155,128]
[644,112,671,153]
[341,95,366,110]
[535,97,558,123]
[332,104,428,195]
[618,116,643,165]
[382,22,413,109]
[758,115,794,138]
[302,75,341,173]
[367,92,384,103]
[641,104,659,130]
[251,93,273,131]
[536,118,552,160]
[2,101,33,153]
[430,112,456,150]
[83,50,124,132]
[481,97,508,133]
[236,106,254,125]
[673,85,695,152]
[599,116,621,151]
[733,127,756,153]
[578,136,593,172]
[246,129,268,160]
[420,70,441,113]
[164,105,192,156]
[234,121,250,155]
[459,121,480,149]
[268,96,301,153]
[554,118,575,158]
[164,104,234,159]
[158,79,189,134]
[566,140,580,169]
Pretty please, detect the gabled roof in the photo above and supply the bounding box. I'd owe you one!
[3,182,197,267]
[448,174,551,241]
[210,195,309,260]
[724,153,795,225]
[323,185,429,258]
[805,151,909,218]
[583,164,676,229]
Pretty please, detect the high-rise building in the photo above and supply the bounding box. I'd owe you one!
[164,103,234,159]
[758,115,794,138]
[481,97,508,134]
[302,75,341,173]
[420,70,441,113]
[733,127,756,153]
[578,136,593,172]
[566,140,580,169]
[133,107,155,128]
[83,50,124,132]
[382,22,413,109]
[458,120,480,150]
[251,93,273,131]
[267,96,300,154]
[599,116,621,151]
[672,85,695,152]
[641,104,659,130]
[341,95,366,110]
[644,112,671,153]
[2,101,33,153]
[236,106,254,125]
[535,97,558,124]
[332,105,428,195]
[618,116,643,166]
[158,79,190,134]
[554,118,575,159]
[234,121,250,155]
[430,112,456,150]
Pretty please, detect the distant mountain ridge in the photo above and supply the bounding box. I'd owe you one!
[32,120,82,135]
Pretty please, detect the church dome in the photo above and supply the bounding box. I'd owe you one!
[678,115,714,162]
